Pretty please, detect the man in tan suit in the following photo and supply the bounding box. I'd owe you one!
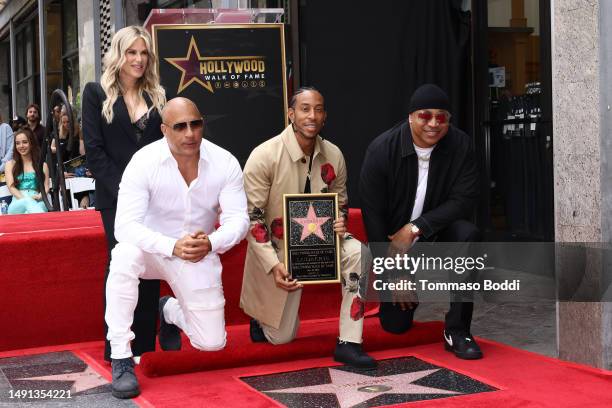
[240,87,376,368]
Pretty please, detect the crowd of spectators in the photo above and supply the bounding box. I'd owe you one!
[0,101,94,214]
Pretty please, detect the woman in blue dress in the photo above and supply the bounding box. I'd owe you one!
[4,128,50,214]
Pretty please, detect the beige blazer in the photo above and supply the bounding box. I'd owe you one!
[240,125,349,329]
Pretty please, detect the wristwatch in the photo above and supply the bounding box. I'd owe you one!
[408,223,421,236]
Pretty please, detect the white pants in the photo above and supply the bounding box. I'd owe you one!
[105,243,226,359]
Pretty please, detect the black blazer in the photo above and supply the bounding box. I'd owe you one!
[82,82,163,210]
[359,120,479,242]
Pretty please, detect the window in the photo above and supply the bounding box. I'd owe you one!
[14,18,39,117]
[47,3,62,107]
[61,0,79,108]
[0,38,10,121]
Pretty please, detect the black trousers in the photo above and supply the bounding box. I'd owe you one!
[101,208,160,361]
[379,220,480,335]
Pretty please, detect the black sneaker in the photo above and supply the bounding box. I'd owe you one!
[443,330,483,360]
[249,319,268,343]
[111,358,140,399]
[159,296,181,351]
[334,340,377,369]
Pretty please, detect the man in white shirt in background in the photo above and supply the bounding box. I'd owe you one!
[105,97,249,399]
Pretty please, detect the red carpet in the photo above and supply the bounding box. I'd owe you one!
[3,211,612,406]
[0,210,107,351]
[0,209,103,235]
[0,208,378,351]
[140,317,444,377]
[72,338,612,407]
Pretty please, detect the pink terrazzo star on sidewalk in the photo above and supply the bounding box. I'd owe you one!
[267,368,459,408]
[19,366,108,393]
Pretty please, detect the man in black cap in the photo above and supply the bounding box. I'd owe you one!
[9,116,27,132]
[359,83,482,360]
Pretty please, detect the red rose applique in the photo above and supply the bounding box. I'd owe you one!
[250,224,269,243]
[350,296,365,321]
[321,163,336,185]
[270,217,283,240]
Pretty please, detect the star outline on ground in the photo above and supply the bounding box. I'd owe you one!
[265,367,461,408]
[17,366,108,394]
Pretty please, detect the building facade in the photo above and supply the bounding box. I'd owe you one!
[0,0,282,123]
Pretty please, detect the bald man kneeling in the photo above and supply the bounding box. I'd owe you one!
[105,97,249,399]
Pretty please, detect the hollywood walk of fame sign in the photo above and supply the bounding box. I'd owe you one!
[152,24,287,167]
[283,193,340,284]
[240,356,498,408]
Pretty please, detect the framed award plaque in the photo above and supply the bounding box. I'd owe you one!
[283,193,341,284]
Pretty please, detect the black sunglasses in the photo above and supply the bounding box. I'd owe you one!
[165,118,204,132]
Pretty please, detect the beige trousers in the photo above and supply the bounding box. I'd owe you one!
[261,237,368,344]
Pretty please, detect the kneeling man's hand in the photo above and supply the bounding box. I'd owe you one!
[388,225,418,253]
[333,218,347,237]
[391,281,419,311]
[173,232,212,262]
[271,263,303,291]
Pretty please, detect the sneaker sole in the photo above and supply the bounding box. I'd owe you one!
[444,342,483,360]
[159,329,182,351]
[249,334,268,343]
[249,320,268,343]
[111,388,141,399]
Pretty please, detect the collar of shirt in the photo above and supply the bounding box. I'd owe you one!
[159,136,210,166]
[282,124,324,162]
[414,144,435,160]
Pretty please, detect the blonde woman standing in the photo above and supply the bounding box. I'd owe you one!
[82,26,166,387]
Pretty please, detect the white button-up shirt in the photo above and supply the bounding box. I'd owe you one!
[115,137,249,286]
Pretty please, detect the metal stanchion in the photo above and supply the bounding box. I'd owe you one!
[45,90,73,211]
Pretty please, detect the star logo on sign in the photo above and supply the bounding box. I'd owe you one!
[165,36,265,94]
[165,36,214,94]
[292,203,331,241]
[266,368,460,408]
